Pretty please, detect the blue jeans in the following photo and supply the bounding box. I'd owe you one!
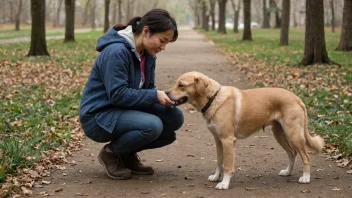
[83,104,184,154]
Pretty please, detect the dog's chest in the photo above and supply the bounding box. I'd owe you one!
[205,120,218,135]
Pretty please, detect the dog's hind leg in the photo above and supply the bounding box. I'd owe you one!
[208,135,223,182]
[284,120,311,183]
[272,121,297,176]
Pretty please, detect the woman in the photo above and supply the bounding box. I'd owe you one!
[79,9,184,180]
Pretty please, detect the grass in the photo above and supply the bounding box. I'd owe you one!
[0,30,102,182]
[201,28,352,157]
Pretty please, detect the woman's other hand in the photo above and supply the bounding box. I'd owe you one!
[157,90,175,107]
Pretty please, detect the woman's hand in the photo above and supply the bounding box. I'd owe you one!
[157,90,175,107]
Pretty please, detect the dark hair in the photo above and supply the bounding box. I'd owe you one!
[114,9,178,42]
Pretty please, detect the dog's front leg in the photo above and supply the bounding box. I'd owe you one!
[208,135,223,182]
[215,137,236,190]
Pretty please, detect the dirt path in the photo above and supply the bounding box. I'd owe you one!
[33,26,351,198]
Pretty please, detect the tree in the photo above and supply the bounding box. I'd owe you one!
[330,0,335,32]
[104,0,111,33]
[217,0,227,34]
[64,0,75,42]
[270,0,281,28]
[280,0,290,46]
[53,0,63,27]
[15,0,23,31]
[300,0,332,66]
[91,0,96,29]
[82,0,91,27]
[242,0,252,40]
[202,0,209,31]
[231,0,241,33]
[336,0,352,51]
[262,0,270,28]
[28,0,50,56]
[209,0,216,30]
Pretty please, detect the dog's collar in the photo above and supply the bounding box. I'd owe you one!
[201,86,222,114]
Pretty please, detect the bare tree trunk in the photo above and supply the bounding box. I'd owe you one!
[300,0,331,66]
[280,0,290,46]
[10,1,14,23]
[91,0,96,29]
[217,0,227,34]
[292,0,297,28]
[330,0,335,32]
[118,0,122,24]
[202,0,209,31]
[232,0,241,33]
[15,0,23,31]
[54,0,63,27]
[209,0,216,30]
[262,0,270,28]
[242,0,252,40]
[64,0,75,42]
[111,0,117,25]
[28,0,50,56]
[336,0,352,51]
[82,0,91,27]
[104,0,111,33]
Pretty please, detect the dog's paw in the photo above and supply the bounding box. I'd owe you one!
[298,175,310,184]
[215,182,230,190]
[208,174,220,182]
[278,169,291,176]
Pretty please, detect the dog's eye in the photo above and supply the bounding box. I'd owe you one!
[178,83,184,88]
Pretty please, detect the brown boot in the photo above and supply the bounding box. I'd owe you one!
[120,153,154,175]
[97,145,132,180]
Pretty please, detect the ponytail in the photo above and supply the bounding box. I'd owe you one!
[113,16,142,32]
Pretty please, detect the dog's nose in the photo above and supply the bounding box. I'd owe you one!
[165,91,170,95]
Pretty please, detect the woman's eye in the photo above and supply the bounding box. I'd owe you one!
[178,83,183,88]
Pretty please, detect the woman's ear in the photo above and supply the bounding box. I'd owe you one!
[142,26,149,37]
[194,77,208,95]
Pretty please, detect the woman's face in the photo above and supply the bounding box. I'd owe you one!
[142,27,175,56]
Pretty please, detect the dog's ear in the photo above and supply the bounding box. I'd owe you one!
[194,77,208,95]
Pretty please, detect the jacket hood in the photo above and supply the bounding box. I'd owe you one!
[96,26,136,52]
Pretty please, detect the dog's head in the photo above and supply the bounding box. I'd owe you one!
[166,71,212,107]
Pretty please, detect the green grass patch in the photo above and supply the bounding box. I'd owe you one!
[202,28,352,157]
[0,30,103,182]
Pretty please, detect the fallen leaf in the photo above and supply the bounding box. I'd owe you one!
[245,187,258,191]
[156,159,163,162]
[301,190,311,193]
[332,187,341,191]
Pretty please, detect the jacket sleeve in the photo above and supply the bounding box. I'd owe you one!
[148,60,156,89]
[99,47,157,108]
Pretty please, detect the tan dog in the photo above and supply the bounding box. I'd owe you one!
[166,71,324,190]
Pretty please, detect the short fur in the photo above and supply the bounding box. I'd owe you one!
[167,71,324,190]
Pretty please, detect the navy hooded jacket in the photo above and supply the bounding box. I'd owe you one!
[79,27,158,133]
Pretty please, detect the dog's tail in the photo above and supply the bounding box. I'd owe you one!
[298,100,325,153]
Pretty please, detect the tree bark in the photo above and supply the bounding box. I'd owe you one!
[330,0,335,32]
[91,0,96,29]
[217,0,227,34]
[242,0,252,40]
[53,0,63,27]
[202,0,209,31]
[336,0,352,51]
[64,0,75,42]
[231,0,241,33]
[28,0,50,56]
[118,0,122,24]
[280,0,290,46]
[15,0,23,31]
[209,0,216,30]
[262,0,270,28]
[300,0,331,66]
[82,0,91,27]
[104,0,111,33]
